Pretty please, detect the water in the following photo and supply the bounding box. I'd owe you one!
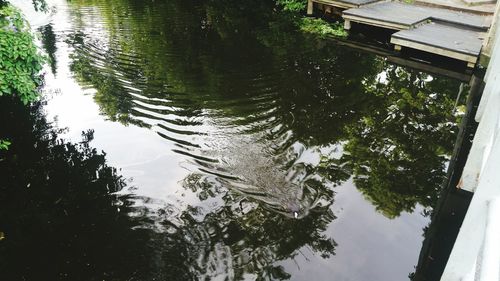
[0,0,467,280]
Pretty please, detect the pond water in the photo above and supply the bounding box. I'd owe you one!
[0,0,468,280]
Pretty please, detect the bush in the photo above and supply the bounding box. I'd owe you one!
[277,0,307,12]
[0,4,45,104]
[276,0,348,39]
[0,139,11,150]
[299,17,348,38]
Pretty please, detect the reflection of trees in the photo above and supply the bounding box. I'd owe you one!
[0,97,130,279]
[174,172,337,280]
[0,97,209,280]
[0,96,337,280]
[39,24,57,75]
[272,48,383,146]
[0,0,467,278]
[70,50,136,124]
[65,0,462,222]
[335,67,461,218]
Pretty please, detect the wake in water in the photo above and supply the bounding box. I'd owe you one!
[194,131,332,219]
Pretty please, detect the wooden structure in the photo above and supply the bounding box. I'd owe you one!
[391,22,484,68]
[306,0,492,67]
[342,1,491,30]
[307,0,380,11]
[330,36,473,81]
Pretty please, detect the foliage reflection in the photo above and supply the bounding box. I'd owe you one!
[66,0,463,218]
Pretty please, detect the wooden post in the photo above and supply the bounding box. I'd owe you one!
[394,44,402,51]
[307,0,314,15]
[344,20,351,30]
[467,62,475,68]
[325,5,332,14]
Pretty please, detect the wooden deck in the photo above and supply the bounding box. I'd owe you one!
[391,22,484,67]
[342,1,491,30]
[308,0,380,10]
[306,0,492,67]
[415,0,497,15]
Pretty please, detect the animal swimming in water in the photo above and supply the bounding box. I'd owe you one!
[199,138,325,219]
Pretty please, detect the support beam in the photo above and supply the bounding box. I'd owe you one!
[344,19,351,30]
[394,44,402,51]
[342,14,409,30]
[390,36,479,65]
[307,0,314,15]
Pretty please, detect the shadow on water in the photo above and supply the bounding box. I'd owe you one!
[0,97,151,280]
[0,0,474,279]
[411,75,483,280]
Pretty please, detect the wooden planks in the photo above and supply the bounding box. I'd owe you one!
[415,0,496,15]
[342,1,491,31]
[391,22,483,56]
[390,22,483,67]
[309,0,381,11]
[308,0,491,67]
[307,0,383,11]
[339,1,491,66]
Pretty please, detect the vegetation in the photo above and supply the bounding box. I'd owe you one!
[277,0,307,12]
[0,1,46,150]
[0,0,47,11]
[299,17,348,38]
[0,4,45,104]
[0,139,10,150]
[278,0,348,38]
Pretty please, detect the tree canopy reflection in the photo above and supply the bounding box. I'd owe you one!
[340,66,462,218]
[0,95,337,280]
[65,0,463,220]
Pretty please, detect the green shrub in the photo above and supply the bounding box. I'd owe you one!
[299,17,348,38]
[0,139,11,150]
[276,0,348,39]
[277,0,307,12]
[0,4,45,104]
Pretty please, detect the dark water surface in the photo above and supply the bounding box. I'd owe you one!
[1,0,467,280]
